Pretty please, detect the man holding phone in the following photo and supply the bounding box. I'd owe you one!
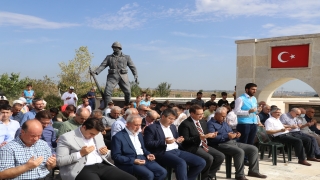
[207,107,267,180]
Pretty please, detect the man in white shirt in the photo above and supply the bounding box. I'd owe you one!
[56,117,136,180]
[111,114,166,180]
[111,108,138,138]
[265,108,313,166]
[61,86,78,106]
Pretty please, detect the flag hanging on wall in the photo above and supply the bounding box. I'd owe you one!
[271,44,309,68]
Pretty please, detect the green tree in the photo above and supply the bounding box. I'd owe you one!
[130,81,142,97]
[154,82,171,97]
[29,75,58,98]
[58,46,94,96]
[0,73,29,99]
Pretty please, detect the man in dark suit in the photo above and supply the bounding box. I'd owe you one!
[144,108,206,180]
[178,105,225,180]
[111,114,166,180]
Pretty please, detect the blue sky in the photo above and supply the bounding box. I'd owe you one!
[1,0,319,92]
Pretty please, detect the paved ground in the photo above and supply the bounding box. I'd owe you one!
[52,153,320,180]
[215,153,320,180]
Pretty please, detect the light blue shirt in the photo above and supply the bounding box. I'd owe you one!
[111,117,126,138]
[20,109,37,126]
[0,124,10,144]
[0,120,20,142]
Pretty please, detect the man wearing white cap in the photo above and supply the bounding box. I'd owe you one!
[10,100,24,123]
[18,97,29,114]
[61,86,78,106]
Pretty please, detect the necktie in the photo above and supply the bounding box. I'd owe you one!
[195,122,209,152]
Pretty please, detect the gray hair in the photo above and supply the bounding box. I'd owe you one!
[270,108,281,114]
[138,104,147,110]
[215,107,227,114]
[126,114,142,123]
[147,110,158,117]
[125,108,138,116]
[111,106,121,112]
[291,108,300,113]
[92,109,103,116]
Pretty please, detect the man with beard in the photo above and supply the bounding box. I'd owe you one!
[93,42,138,107]
[235,83,259,146]
[20,98,44,126]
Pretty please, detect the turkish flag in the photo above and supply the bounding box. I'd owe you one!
[271,44,309,68]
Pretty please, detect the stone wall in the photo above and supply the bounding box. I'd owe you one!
[235,33,320,105]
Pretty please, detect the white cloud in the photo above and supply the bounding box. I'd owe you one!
[190,0,320,21]
[267,24,320,37]
[172,31,207,38]
[20,37,57,44]
[0,11,80,29]
[131,43,212,61]
[87,3,145,30]
[262,23,275,28]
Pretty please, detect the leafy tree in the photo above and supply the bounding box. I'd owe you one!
[154,82,171,97]
[44,94,62,109]
[175,94,182,98]
[0,73,29,99]
[58,46,94,96]
[130,81,142,97]
[29,75,58,98]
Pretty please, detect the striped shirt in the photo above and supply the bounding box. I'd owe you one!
[0,137,52,180]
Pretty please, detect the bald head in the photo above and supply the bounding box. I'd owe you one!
[74,108,90,125]
[299,108,306,114]
[20,120,43,147]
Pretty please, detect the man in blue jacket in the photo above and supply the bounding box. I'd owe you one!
[143,108,205,180]
[207,107,266,180]
[111,114,166,180]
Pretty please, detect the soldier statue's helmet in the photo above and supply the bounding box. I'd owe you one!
[111,42,122,50]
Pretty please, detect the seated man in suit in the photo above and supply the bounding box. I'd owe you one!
[144,108,206,180]
[207,107,267,180]
[178,105,225,180]
[56,117,136,180]
[112,114,167,180]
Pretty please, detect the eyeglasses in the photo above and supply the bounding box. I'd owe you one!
[296,113,300,116]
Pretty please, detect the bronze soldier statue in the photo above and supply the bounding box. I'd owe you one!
[93,42,138,107]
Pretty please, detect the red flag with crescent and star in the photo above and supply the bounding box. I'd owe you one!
[271,44,309,68]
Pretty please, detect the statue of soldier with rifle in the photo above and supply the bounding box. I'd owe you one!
[90,42,138,108]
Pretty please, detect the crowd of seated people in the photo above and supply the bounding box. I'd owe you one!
[2,84,320,180]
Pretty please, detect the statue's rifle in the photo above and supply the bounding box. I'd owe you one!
[89,67,105,103]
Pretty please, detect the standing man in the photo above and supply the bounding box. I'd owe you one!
[87,87,96,111]
[56,117,136,180]
[0,120,56,179]
[93,42,138,107]
[178,105,225,180]
[112,115,167,180]
[191,92,205,108]
[204,94,216,110]
[144,108,206,180]
[235,83,258,145]
[20,98,44,126]
[61,86,78,106]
